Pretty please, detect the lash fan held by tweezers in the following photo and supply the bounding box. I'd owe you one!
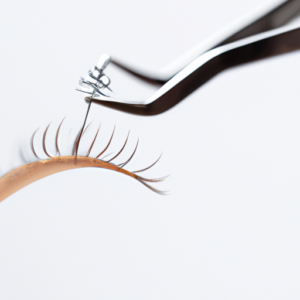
[0,120,168,202]
[78,0,300,116]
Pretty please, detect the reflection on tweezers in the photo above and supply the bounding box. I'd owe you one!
[83,0,300,115]
[111,0,300,85]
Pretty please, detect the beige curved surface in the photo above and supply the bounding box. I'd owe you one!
[0,156,136,203]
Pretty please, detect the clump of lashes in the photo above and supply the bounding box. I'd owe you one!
[35,119,168,193]
[0,119,167,202]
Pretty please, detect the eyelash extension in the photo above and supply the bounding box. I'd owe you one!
[0,119,167,202]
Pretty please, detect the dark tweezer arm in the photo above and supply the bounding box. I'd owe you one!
[217,0,300,46]
[91,25,300,115]
[111,0,300,85]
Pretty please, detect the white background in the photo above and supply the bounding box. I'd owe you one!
[0,0,300,299]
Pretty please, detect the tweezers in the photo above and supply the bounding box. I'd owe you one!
[87,0,300,116]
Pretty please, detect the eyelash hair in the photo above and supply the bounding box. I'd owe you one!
[0,118,168,202]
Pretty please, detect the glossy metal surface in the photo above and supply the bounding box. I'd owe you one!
[111,0,300,85]
[89,23,300,115]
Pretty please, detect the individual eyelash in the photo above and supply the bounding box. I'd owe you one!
[0,119,168,202]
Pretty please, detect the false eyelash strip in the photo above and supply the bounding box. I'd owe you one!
[0,119,168,202]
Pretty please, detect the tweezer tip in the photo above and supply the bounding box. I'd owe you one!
[86,97,152,116]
